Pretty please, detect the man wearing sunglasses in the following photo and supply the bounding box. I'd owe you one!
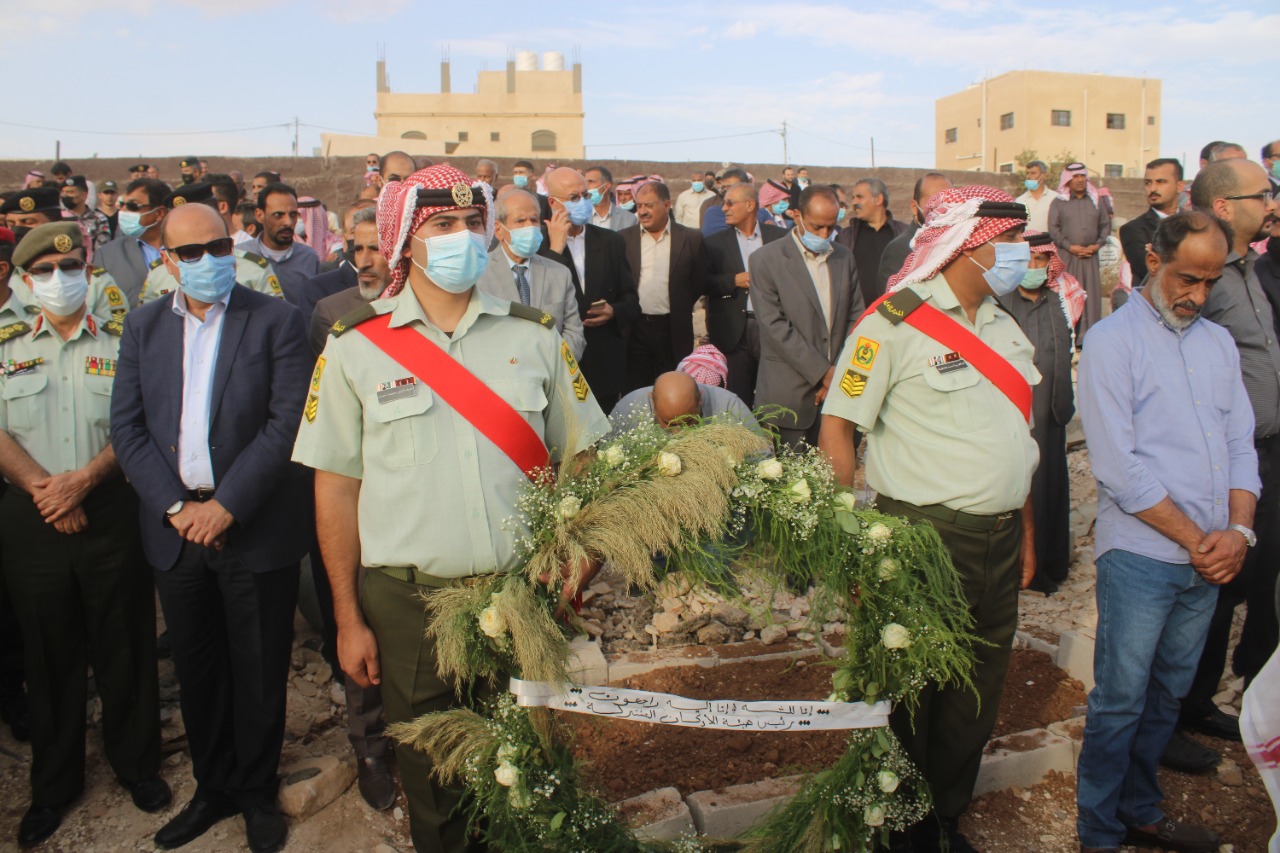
[0,222,169,848]
[111,202,311,853]
[137,183,282,305]
[95,178,170,308]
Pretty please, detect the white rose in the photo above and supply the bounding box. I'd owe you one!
[478,606,508,639]
[834,492,857,512]
[864,804,886,827]
[881,623,912,650]
[494,761,520,787]
[657,451,682,476]
[558,494,582,521]
[866,522,892,542]
[756,458,784,480]
[877,558,900,580]
[877,770,900,793]
[509,786,532,809]
[496,743,518,762]
[603,444,626,467]
[788,479,812,504]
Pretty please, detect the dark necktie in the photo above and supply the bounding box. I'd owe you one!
[514,264,531,306]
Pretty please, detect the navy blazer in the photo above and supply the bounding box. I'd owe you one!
[110,286,313,572]
[290,262,356,340]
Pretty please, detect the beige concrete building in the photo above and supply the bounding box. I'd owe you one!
[321,50,584,160]
[935,70,1160,178]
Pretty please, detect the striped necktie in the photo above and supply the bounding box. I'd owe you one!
[514,264,531,306]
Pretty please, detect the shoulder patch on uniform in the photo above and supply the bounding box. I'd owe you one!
[241,250,270,268]
[839,369,868,398]
[0,322,31,343]
[105,285,125,307]
[266,274,282,296]
[852,337,879,371]
[876,289,925,325]
[508,301,556,330]
[330,302,379,337]
[102,319,124,337]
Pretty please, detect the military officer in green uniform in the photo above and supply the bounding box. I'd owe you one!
[136,182,283,304]
[0,223,168,848]
[293,165,610,853]
[819,187,1039,853]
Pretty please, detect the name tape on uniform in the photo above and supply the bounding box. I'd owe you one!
[509,677,890,732]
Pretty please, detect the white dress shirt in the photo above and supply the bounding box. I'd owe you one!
[792,230,832,328]
[565,230,587,294]
[734,223,764,313]
[173,289,231,489]
[1015,189,1056,233]
[637,220,672,315]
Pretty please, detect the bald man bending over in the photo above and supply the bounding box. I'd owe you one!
[609,371,757,436]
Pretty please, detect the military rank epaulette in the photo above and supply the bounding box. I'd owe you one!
[875,289,925,325]
[102,318,124,337]
[23,305,40,315]
[92,266,107,277]
[148,258,165,270]
[0,322,31,343]
[508,302,556,330]
[330,302,380,337]
[241,250,270,268]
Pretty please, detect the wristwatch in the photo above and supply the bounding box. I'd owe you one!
[165,500,184,519]
[1228,524,1257,548]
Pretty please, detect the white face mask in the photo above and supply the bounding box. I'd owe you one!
[32,267,88,316]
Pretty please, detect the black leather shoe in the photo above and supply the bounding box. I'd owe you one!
[244,804,288,853]
[1125,818,1220,853]
[18,805,62,848]
[1181,707,1242,742]
[123,775,172,813]
[357,754,397,811]
[155,796,238,849]
[1159,730,1220,774]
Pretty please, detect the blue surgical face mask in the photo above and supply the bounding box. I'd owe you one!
[176,252,237,303]
[587,188,604,206]
[797,222,832,254]
[836,208,847,223]
[969,240,1031,296]
[412,229,489,293]
[561,197,594,227]
[513,174,529,188]
[771,200,790,216]
[505,224,544,259]
[1024,178,1039,191]
[620,200,635,212]
[117,209,150,238]
[1272,161,1280,180]
[367,165,378,172]
[691,181,705,193]
[1020,267,1048,290]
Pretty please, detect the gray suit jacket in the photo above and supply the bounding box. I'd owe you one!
[95,235,151,307]
[476,249,586,359]
[749,234,864,430]
[594,203,639,232]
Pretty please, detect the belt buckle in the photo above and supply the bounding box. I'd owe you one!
[994,510,1015,530]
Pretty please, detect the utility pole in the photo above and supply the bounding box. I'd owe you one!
[781,121,788,166]
[870,137,875,169]
[55,140,61,161]
[293,116,300,156]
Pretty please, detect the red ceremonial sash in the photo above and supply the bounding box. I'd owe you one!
[357,314,550,480]
[856,292,1033,423]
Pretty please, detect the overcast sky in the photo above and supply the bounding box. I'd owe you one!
[1,0,1275,174]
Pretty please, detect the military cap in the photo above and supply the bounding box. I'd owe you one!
[100,180,119,192]
[129,164,149,174]
[61,175,88,191]
[0,187,62,216]
[164,181,214,208]
[180,156,201,168]
[13,222,83,269]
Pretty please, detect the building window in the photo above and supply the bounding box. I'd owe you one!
[1106,113,1125,130]
[401,130,426,140]
[944,127,958,144]
[998,163,1014,173]
[999,112,1014,130]
[1051,110,1071,127]
[1147,115,1156,126]
[457,131,469,142]
[1104,164,1124,178]
[531,129,557,152]
[490,132,501,142]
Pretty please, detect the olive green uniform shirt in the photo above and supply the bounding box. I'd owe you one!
[0,287,41,325]
[10,267,128,322]
[292,288,610,579]
[137,249,282,304]
[0,312,120,474]
[821,274,1041,514]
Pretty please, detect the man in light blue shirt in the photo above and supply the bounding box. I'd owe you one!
[1076,210,1259,853]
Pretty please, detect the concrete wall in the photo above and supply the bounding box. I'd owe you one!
[936,71,1161,178]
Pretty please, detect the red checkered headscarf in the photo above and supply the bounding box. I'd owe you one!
[886,185,1027,292]
[297,197,340,258]
[758,180,790,210]
[677,344,729,388]
[1027,231,1086,328]
[377,164,494,297]
[1057,162,1099,206]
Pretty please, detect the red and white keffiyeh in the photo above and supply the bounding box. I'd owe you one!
[1057,162,1099,206]
[377,164,494,297]
[297,197,341,259]
[1028,230,1085,345]
[677,344,729,388]
[886,186,1026,292]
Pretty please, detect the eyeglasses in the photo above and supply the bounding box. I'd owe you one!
[27,259,86,280]
[165,237,234,263]
[120,201,157,213]
[1223,191,1275,203]
[552,193,586,203]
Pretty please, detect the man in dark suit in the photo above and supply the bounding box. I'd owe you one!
[703,183,785,405]
[294,262,355,343]
[835,178,909,307]
[877,173,952,293]
[619,181,709,391]
[110,204,312,853]
[95,178,171,307]
[539,167,639,410]
[751,185,865,446]
[308,209,391,358]
[1119,158,1183,288]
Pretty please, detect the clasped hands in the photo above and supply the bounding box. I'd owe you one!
[1190,528,1248,585]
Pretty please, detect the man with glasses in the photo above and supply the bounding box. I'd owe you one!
[96,178,170,307]
[111,202,311,853]
[0,222,169,848]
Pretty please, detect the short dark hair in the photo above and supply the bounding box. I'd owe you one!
[253,170,282,182]
[205,173,240,210]
[256,181,297,210]
[718,167,750,185]
[513,160,535,172]
[635,181,670,203]
[1189,160,1245,211]
[913,172,949,205]
[1145,158,1184,181]
[125,177,171,207]
[797,184,839,216]
[1199,141,1226,163]
[1264,141,1280,161]
[51,161,71,176]
[1151,210,1232,264]
[586,165,614,185]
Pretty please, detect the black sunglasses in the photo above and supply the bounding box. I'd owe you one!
[27,259,86,279]
[120,201,158,212]
[166,237,235,263]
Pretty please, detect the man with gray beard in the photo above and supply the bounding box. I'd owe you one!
[308,209,391,358]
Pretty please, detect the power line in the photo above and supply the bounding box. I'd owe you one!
[0,119,291,137]
[586,129,780,148]
[787,123,932,156]
[299,122,374,136]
